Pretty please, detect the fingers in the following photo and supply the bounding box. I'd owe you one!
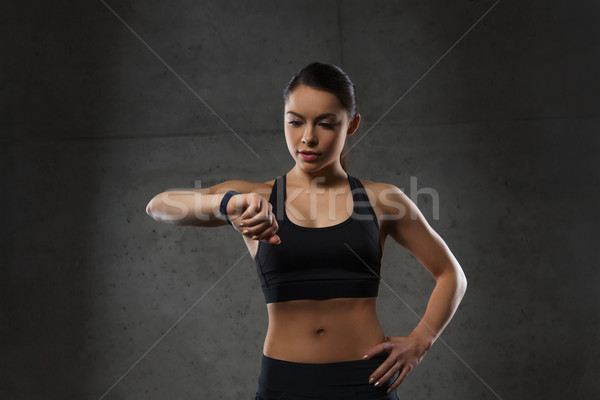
[363,340,392,360]
[256,218,280,243]
[267,234,282,244]
[368,358,414,393]
[386,364,413,393]
[242,213,276,240]
[250,221,279,242]
[238,198,268,229]
[364,336,422,392]
[365,341,393,382]
[244,193,263,219]
[365,340,408,390]
[367,354,396,387]
[368,359,404,391]
[374,360,400,389]
[240,194,267,223]
[237,197,279,242]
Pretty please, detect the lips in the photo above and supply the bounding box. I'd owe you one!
[299,152,319,161]
[299,150,320,155]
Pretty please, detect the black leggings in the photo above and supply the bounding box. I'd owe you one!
[254,353,400,400]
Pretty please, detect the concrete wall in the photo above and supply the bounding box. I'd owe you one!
[3,0,599,399]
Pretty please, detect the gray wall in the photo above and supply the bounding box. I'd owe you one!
[3,1,599,399]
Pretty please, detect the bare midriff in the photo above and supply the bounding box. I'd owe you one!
[263,296,387,363]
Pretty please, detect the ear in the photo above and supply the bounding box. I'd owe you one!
[346,113,361,136]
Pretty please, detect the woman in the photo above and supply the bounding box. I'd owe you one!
[146,62,467,399]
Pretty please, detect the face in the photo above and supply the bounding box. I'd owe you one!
[284,85,360,172]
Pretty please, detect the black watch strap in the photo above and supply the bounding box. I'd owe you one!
[219,190,241,225]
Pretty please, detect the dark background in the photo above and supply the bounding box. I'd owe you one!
[2,0,599,399]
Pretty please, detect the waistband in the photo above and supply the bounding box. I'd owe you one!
[258,353,392,391]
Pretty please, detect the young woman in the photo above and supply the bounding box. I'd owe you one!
[146,62,467,399]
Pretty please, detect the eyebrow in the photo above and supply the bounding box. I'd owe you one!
[286,111,339,121]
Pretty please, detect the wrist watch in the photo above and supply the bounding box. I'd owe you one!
[219,190,241,225]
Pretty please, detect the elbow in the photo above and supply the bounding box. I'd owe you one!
[144,193,188,226]
[438,264,467,299]
[145,196,172,224]
[146,197,157,221]
[457,267,468,298]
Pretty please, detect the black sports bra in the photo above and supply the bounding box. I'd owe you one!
[254,172,383,303]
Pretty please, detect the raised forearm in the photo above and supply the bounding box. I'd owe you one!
[146,191,225,226]
[408,266,467,349]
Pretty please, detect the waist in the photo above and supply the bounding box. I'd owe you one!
[264,297,387,363]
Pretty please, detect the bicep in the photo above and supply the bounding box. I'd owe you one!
[382,185,456,279]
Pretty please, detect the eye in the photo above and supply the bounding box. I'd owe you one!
[320,123,335,129]
[288,120,302,127]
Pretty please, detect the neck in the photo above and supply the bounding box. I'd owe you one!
[289,164,348,188]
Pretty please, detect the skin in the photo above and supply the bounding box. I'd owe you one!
[146,84,467,393]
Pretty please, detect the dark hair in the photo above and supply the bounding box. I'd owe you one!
[283,62,358,173]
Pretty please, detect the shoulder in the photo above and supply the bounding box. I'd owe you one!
[356,177,406,204]
[356,177,394,192]
[356,177,416,229]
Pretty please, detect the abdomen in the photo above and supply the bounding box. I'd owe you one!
[263,297,387,363]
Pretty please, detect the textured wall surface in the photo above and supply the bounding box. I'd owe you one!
[2,1,599,399]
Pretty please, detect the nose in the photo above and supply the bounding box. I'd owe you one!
[302,125,317,145]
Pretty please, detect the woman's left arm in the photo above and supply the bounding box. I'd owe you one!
[363,183,467,392]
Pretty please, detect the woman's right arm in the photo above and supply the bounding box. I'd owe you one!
[145,180,251,227]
